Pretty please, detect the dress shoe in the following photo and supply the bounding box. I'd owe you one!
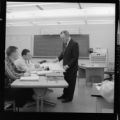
[57,95,65,100]
[62,99,72,103]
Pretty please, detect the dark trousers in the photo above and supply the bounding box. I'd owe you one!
[5,88,34,107]
[63,69,77,100]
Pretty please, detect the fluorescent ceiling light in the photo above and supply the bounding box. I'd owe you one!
[7,24,32,26]
[6,7,114,20]
[33,21,85,25]
[6,22,32,26]
[7,8,84,20]
[7,20,85,26]
[7,2,61,7]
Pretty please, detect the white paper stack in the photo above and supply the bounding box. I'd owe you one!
[96,85,101,91]
[36,70,53,76]
[20,76,39,81]
[30,71,37,74]
[41,62,65,72]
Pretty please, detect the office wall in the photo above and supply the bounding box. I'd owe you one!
[6,24,115,63]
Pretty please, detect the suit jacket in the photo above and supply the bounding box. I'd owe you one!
[58,39,79,71]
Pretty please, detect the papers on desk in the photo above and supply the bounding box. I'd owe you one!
[96,85,101,91]
[40,62,65,72]
[36,70,53,76]
[30,71,37,74]
[30,62,64,76]
[30,70,64,76]
[94,83,102,91]
[46,72,64,81]
[20,76,39,81]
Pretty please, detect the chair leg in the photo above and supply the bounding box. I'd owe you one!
[14,103,19,112]
[16,107,19,112]
[13,101,16,112]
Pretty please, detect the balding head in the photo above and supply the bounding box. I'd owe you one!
[60,30,70,37]
[60,30,71,43]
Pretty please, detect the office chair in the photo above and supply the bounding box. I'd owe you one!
[4,87,19,112]
[4,100,16,112]
[5,74,35,112]
[4,74,18,112]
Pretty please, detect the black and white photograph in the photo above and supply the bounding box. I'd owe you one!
[4,1,117,114]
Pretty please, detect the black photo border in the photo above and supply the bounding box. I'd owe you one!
[0,0,119,120]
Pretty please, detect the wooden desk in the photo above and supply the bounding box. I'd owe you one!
[91,84,113,113]
[11,75,68,112]
[79,64,105,86]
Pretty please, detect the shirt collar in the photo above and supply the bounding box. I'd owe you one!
[67,37,71,46]
[22,57,31,64]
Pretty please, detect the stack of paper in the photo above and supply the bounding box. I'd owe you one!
[36,70,53,76]
[41,62,64,72]
[20,76,39,81]
[30,71,37,74]
[96,85,101,91]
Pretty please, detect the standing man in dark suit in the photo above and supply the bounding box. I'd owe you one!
[54,30,79,103]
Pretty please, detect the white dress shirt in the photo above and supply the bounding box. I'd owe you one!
[66,37,71,47]
[14,57,35,72]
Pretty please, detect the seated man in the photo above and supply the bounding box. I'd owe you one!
[5,46,34,108]
[14,49,40,72]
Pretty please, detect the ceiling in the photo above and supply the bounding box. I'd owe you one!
[6,2,115,26]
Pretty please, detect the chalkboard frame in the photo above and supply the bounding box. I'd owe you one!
[33,34,90,59]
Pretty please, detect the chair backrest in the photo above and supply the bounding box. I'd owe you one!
[5,73,11,88]
[5,66,13,88]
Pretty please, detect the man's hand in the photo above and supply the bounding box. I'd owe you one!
[34,63,40,69]
[53,58,59,63]
[24,72,30,77]
[63,65,69,71]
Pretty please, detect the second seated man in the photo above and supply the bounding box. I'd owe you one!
[15,49,40,72]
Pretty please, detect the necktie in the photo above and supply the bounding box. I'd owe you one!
[63,43,67,53]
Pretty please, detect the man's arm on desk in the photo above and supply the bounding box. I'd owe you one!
[53,51,64,63]
[58,51,64,62]
[5,60,23,80]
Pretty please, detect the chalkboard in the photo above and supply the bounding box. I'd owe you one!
[33,34,89,58]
